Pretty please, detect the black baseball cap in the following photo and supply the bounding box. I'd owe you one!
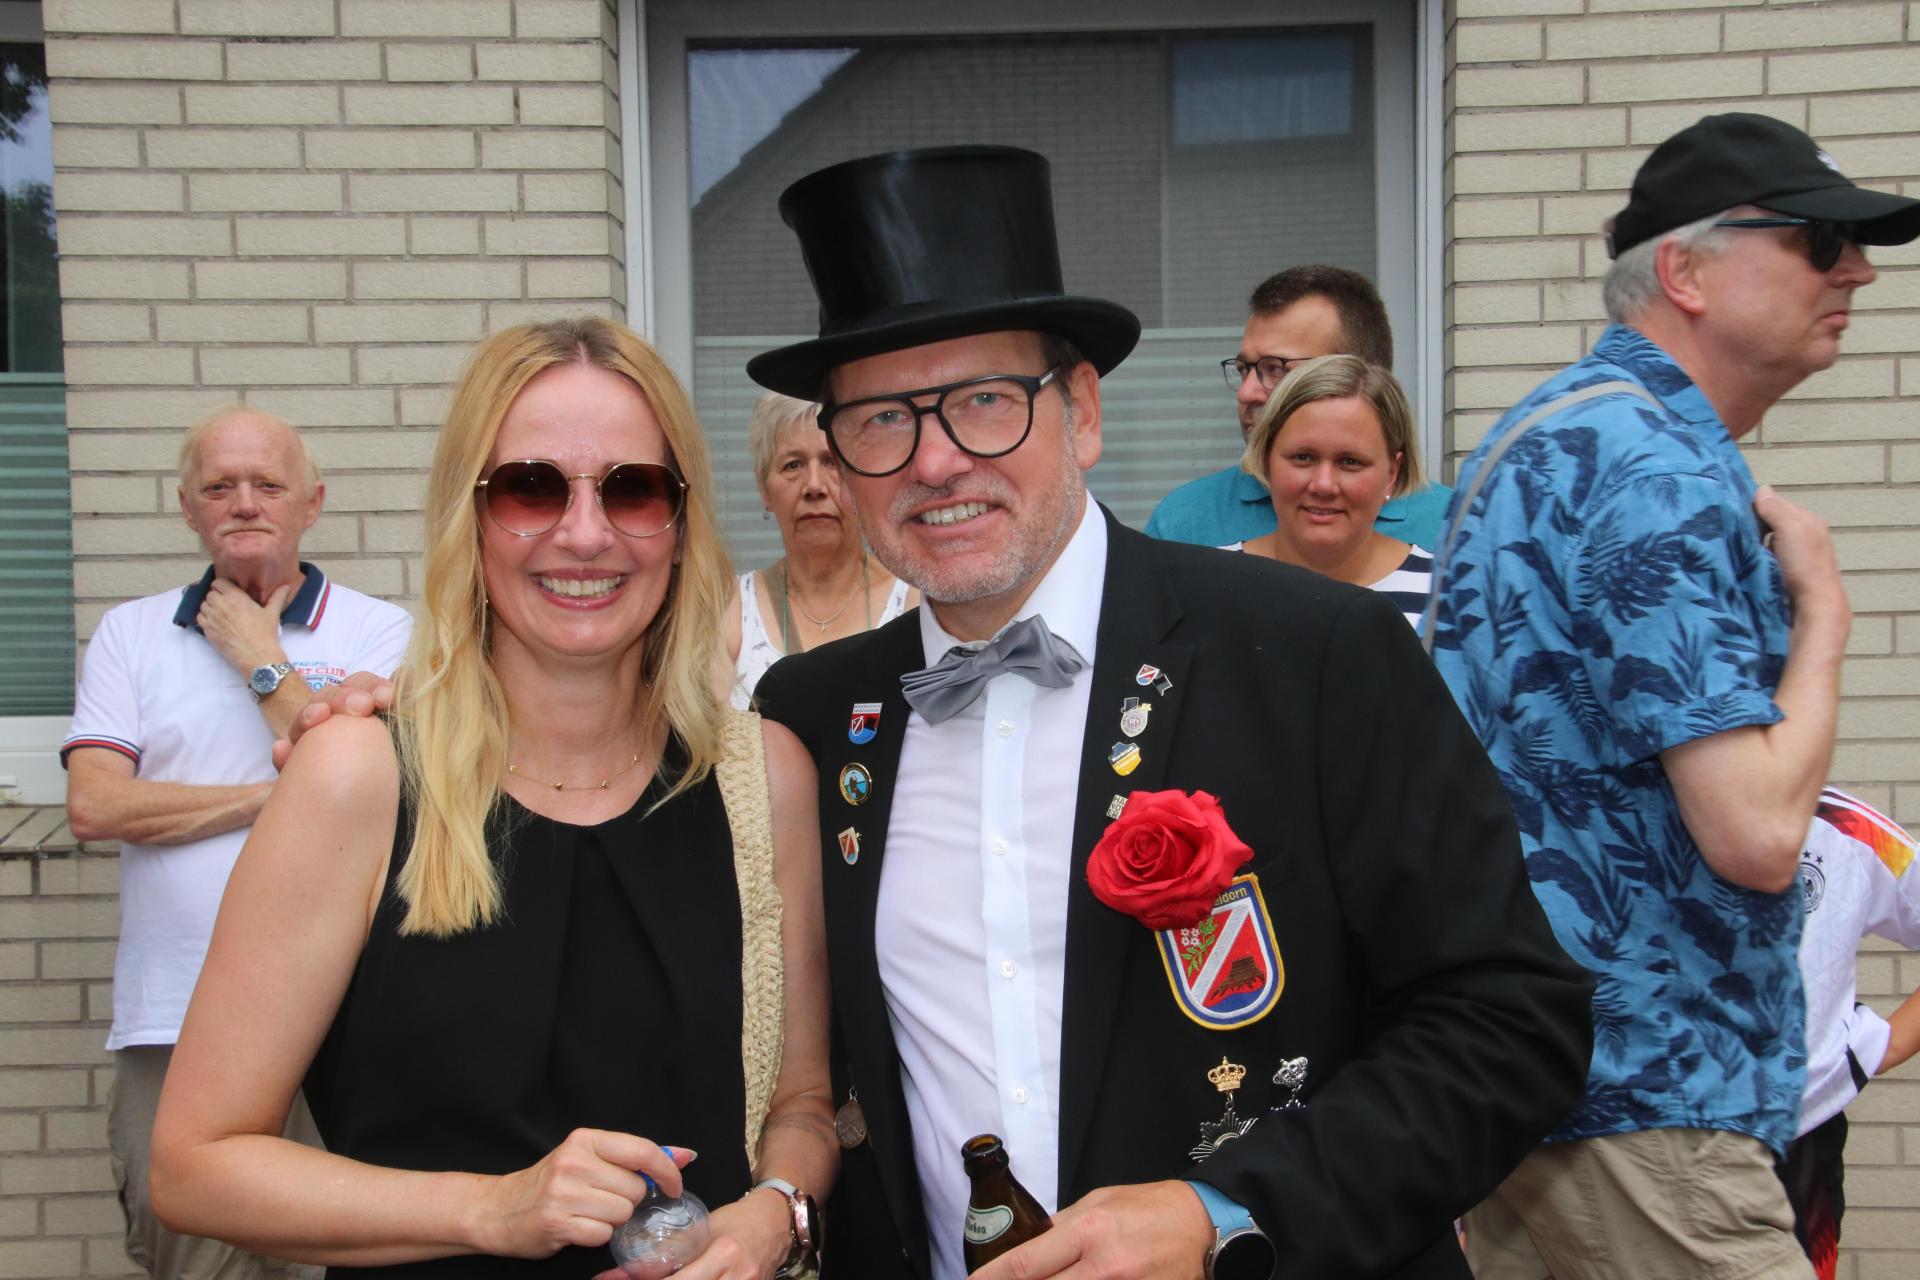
[1608,112,1920,257]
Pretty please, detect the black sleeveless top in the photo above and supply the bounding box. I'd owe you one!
[305,748,751,1276]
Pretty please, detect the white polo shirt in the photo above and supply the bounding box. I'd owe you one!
[63,563,412,1050]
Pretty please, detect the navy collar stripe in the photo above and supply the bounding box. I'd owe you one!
[172,561,329,632]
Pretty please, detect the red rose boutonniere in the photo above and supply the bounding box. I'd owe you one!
[1086,790,1252,930]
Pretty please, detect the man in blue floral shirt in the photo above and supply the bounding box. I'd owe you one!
[1431,114,1920,1279]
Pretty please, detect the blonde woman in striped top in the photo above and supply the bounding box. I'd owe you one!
[1225,354,1433,629]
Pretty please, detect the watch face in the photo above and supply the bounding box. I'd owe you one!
[1212,1228,1276,1280]
[249,667,278,695]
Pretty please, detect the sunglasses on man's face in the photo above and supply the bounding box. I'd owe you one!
[1713,216,1861,273]
[474,459,686,538]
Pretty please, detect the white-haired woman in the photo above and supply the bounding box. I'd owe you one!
[150,318,834,1280]
[724,391,914,708]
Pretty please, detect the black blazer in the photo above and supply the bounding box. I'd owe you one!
[756,510,1593,1280]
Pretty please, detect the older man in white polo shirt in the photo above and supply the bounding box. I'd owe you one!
[63,406,412,1280]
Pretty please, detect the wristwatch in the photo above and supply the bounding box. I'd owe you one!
[752,1177,820,1276]
[248,662,297,701]
[1188,1180,1276,1280]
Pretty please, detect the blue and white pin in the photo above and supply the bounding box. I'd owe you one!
[848,701,882,745]
[838,762,873,806]
[1135,663,1173,696]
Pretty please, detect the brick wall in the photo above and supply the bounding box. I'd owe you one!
[1446,1,1920,1274]
[10,1,625,1274]
[0,829,121,1279]
[46,0,625,640]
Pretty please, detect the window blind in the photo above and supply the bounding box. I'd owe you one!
[0,373,74,715]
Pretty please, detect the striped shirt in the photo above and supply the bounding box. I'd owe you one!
[1219,541,1433,630]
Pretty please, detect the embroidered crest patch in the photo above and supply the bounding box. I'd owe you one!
[1155,873,1283,1030]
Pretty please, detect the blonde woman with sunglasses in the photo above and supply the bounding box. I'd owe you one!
[149,318,835,1280]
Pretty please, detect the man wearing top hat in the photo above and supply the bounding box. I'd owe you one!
[748,145,1593,1280]
[1428,114,1920,1278]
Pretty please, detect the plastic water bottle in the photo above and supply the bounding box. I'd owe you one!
[610,1179,710,1279]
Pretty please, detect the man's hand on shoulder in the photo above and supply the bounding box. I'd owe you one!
[198,579,292,675]
[271,671,394,772]
[1754,486,1850,632]
[968,1181,1212,1280]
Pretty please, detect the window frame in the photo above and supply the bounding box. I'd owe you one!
[621,0,1443,462]
[0,0,71,803]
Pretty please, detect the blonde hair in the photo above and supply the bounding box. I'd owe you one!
[1241,354,1423,497]
[178,403,321,492]
[746,391,820,492]
[391,316,733,937]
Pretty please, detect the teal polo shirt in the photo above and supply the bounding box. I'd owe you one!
[1144,465,1455,551]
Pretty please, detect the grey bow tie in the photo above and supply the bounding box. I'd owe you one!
[900,614,1088,725]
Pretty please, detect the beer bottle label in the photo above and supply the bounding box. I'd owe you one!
[964,1204,1014,1245]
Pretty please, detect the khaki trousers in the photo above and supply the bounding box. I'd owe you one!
[109,1045,324,1280]
[1465,1129,1816,1280]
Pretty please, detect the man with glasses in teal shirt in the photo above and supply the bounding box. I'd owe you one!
[1143,265,1452,549]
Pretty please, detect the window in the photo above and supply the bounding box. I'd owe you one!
[0,23,72,720]
[635,0,1424,570]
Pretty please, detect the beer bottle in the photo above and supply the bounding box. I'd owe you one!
[961,1133,1051,1270]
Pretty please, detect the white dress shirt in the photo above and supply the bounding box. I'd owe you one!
[874,499,1106,1280]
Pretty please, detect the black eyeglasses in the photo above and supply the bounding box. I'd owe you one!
[1713,217,1861,273]
[1220,355,1310,393]
[817,367,1062,478]
[475,460,686,538]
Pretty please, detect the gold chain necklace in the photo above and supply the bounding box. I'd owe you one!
[507,750,643,792]
[781,556,871,635]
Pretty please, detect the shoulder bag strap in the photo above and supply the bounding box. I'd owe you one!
[1421,380,1658,653]
[714,706,784,1166]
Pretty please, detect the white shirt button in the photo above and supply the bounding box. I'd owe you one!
[991,836,1009,856]
[1000,960,1017,979]
[1011,1085,1029,1104]
[996,719,1015,738]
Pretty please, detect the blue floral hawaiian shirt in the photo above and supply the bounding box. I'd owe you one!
[1431,324,1803,1153]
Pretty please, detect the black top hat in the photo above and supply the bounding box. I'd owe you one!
[746,146,1142,399]
[1610,113,1920,257]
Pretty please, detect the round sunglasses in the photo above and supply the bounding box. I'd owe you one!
[475,459,686,538]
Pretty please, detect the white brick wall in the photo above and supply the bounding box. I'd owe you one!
[14,4,622,1267]
[0,837,127,1280]
[46,0,622,615]
[1448,2,1920,1272]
